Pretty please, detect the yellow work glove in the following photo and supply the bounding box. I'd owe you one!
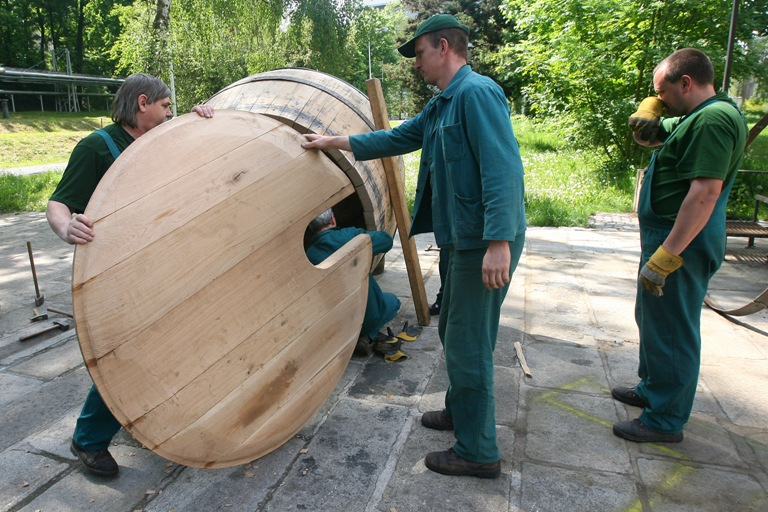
[638,245,683,297]
[629,97,665,141]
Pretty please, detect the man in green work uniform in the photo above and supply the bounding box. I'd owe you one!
[302,14,525,478]
[47,73,214,476]
[306,208,402,358]
[612,48,747,442]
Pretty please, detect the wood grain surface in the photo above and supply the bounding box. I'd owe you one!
[205,68,398,238]
[72,110,372,468]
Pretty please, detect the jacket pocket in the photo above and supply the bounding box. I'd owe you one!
[441,123,465,162]
[454,193,484,241]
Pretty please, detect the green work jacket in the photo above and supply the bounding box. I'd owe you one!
[350,65,526,250]
[306,227,400,339]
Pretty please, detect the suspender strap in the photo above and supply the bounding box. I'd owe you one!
[94,129,121,160]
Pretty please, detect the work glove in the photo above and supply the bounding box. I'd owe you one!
[372,331,409,362]
[638,245,683,297]
[390,321,422,342]
[629,97,665,141]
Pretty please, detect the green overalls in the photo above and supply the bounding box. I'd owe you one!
[60,128,128,451]
[439,239,525,462]
[633,99,740,434]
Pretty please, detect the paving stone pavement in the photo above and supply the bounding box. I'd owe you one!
[1,211,767,512]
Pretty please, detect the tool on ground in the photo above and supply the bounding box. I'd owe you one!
[19,319,71,342]
[30,308,48,322]
[26,241,45,306]
[47,306,74,318]
[514,341,533,378]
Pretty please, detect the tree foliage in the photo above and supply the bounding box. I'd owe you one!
[499,0,768,170]
[3,0,768,159]
[1,0,38,68]
[110,0,290,110]
[400,0,521,112]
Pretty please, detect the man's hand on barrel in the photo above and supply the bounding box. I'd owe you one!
[302,134,352,152]
[191,105,214,118]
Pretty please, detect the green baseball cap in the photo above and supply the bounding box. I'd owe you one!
[397,14,469,58]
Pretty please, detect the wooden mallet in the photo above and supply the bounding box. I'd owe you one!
[26,241,44,306]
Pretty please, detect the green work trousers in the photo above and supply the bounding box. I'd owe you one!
[633,223,723,433]
[634,151,732,434]
[439,236,525,463]
[73,384,121,451]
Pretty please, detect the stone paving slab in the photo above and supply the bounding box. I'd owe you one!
[0,212,766,511]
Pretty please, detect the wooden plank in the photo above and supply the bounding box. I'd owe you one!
[73,110,371,468]
[366,78,431,326]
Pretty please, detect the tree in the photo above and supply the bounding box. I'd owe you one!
[0,0,38,68]
[110,0,291,111]
[347,4,400,97]
[399,0,521,111]
[283,0,357,78]
[499,0,768,171]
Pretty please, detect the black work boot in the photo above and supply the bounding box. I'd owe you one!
[613,419,683,443]
[611,385,650,408]
[421,409,454,431]
[424,448,501,479]
[70,440,119,477]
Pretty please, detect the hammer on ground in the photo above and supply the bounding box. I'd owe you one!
[26,241,44,306]
[30,308,48,322]
[19,319,71,342]
[47,306,74,318]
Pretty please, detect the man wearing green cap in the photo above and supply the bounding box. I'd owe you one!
[302,13,525,478]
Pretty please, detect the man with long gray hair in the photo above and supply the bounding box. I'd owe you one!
[46,73,214,477]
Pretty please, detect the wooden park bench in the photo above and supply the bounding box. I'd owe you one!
[725,191,768,247]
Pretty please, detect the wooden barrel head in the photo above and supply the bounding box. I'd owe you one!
[72,110,372,468]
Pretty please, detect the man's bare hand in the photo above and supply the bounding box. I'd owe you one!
[191,105,214,118]
[482,240,511,290]
[63,214,95,244]
[301,134,351,152]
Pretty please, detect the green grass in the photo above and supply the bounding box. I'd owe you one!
[0,171,61,213]
[3,109,767,224]
[398,116,633,227]
[1,110,110,167]
[513,116,633,226]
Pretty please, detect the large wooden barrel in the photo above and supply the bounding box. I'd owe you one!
[205,68,400,238]
[73,111,373,468]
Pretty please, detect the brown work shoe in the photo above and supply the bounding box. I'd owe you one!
[421,410,454,431]
[70,440,119,477]
[424,448,501,479]
[353,336,373,357]
[613,419,683,443]
[611,385,649,408]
